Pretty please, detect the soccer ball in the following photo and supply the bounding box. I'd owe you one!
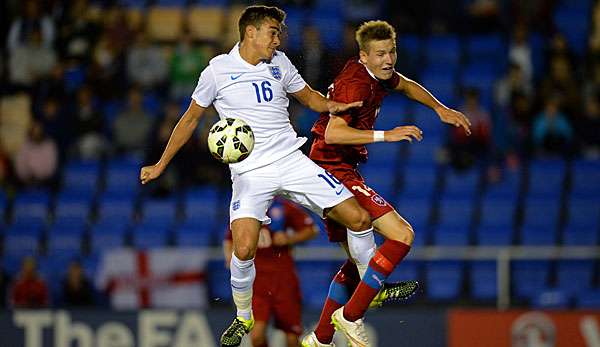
[207,118,255,164]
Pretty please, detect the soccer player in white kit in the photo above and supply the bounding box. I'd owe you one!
[140,6,375,347]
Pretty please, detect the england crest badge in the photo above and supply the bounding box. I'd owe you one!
[269,66,282,80]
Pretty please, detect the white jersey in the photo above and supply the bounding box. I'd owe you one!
[192,43,307,174]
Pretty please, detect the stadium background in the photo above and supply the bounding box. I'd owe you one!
[1,0,599,346]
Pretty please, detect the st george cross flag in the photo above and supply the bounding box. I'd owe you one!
[96,248,208,309]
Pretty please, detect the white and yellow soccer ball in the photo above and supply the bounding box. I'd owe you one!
[207,118,255,164]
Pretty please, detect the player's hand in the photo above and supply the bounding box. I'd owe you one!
[271,232,289,246]
[436,106,472,135]
[385,126,423,142]
[327,100,363,114]
[140,164,164,184]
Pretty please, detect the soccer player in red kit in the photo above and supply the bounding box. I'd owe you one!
[302,21,471,347]
[224,198,318,347]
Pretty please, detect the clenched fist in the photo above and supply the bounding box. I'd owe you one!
[140,164,164,184]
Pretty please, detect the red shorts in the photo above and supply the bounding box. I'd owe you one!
[252,270,303,335]
[321,163,394,242]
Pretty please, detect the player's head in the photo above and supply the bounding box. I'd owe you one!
[239,5,285,61]
[355,20,397,80]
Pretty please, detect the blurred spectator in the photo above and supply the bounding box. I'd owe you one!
[73,86,106,159]
[447,88,492,170]
[36,98,70,154]
[508,91,535,156]
[8,28,57,88]
[89,31,127,100]
[508,24,533,83]
[127,31,168,90]
[61,261,94,307]
[7,0,55,51]
[533,97,573,156]
[169,33,209,100]
[0,147,13,189]
[14,121,58,187]
[540,55,581,118]
[33,64,67,107]
[56,0,100,64]
[113,87,153,155]
[10,257,49,308]
[575,94,600,159]
[296,26,327,91]
[495,63,532,110]
[463,0,505,33]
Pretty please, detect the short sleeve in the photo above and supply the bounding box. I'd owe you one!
[191,65,217,107]
[280,53,306,93]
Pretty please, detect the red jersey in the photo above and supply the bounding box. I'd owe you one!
[310,58,400,166]
[225,199,315,274]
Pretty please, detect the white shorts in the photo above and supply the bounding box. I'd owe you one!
[229,150,354,223]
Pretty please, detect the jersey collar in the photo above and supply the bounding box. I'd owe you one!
[230,42,266,69]
[359,59,378,81]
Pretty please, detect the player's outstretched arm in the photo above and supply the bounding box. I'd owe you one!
[140,100,206,184]
[292,85,363,114]
[394,72,472,135]
[324,115,423,145]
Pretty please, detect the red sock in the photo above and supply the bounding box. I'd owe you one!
[314,260,360,343]
[343,240,411,321]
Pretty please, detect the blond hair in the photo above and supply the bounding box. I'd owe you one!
[355,20,396,52]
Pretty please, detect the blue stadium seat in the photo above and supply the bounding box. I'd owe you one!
[425,261,464,300]
[577,290,600,308]
[104,156,142,198]
[155,0,187,6]
[562,224,599,246]
[553,6,591,56]
[425,35,461,68]
[434,198,473,245]
[191,0,228,6]
[484,169,521,200]
[0,190,8,223]
[132,224,169,249]
[309,13,343,49]
[532,289,569,309]
[175,224,212,247]
[571,159,600,199]
[520,225,558,245]
[470,261,497,300]
[566,198,599,242]
[96,195,135,226]
[359,166,396,199]
[396,35,421,75]
[465,34,506,64]
[405,138,441,167]
[512,261,551,300]
[475,225,513,246]
[367,142,401,168]
[46,228,84,258]
[118,0,148,8]
[413,104,446,138]
[527,159,566,198]
[207,260,231,303]
[90,223,127,254]
[4,225,41,257]
[54,194,91,226]
[421,66,458,106]
[522,197,560,229]
[401,164,437,200]
[443,167,480,199]
[282,8,306,51]
[396,198,431,246]
[2,255,24,275]
[460,63,499,106]
[297,260,338,309]
[62,159,100,197]
[141,198,178,225]
[377,96,410,129]
[386,260,419,283]
[556,260,595,295]
[12,189,51,226]
[480,197,515,228]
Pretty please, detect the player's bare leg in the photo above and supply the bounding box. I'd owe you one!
[332,211,414,346]
[250,321,268,347]
[326,197,372,233]
[221,218,261,347]
[285,333,299,347]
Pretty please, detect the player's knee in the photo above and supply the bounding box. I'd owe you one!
[388,221,415,245]
[234,245,255,260]
[347,208,371,232]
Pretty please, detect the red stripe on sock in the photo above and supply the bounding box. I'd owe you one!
[343,239,411,321]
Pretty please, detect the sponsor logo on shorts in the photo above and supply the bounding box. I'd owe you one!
[371,194,386,206]
[335,187,345,195]
[232,200,241,211]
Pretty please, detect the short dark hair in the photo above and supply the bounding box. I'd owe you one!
[238,5,286,42]
[355,20,396,52]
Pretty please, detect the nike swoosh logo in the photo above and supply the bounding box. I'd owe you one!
[336,187,344,195]
[230,73,244,80]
